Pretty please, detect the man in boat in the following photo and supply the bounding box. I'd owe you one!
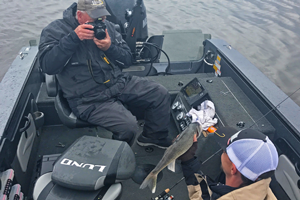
[38,0,171,148]
[179,127,278,200]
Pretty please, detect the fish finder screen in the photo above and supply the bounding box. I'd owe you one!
[184,79,203,97]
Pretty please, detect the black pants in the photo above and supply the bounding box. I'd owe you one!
[76,76,171,143]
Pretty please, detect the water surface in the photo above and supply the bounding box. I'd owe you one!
[0,0,299,105]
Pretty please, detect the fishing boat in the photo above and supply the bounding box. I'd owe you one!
[0,0,299,199]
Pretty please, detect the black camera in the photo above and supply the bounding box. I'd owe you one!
[86,19,107,40]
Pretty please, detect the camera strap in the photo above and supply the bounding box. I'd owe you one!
[87,51,118,86]
[87,59,111,86]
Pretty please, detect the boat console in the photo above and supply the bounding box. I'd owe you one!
[171,78,209,132]
[159,74,276,137]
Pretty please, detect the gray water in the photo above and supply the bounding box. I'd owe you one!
[0,0,300,106]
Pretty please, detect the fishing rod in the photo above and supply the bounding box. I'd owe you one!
[249,86,300,128]
[151,177,184,200]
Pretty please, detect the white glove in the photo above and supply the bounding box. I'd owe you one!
[188,100,218,130]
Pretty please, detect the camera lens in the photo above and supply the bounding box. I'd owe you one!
[94,29,106,40]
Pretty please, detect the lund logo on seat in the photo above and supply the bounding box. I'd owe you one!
[60,158,106,172]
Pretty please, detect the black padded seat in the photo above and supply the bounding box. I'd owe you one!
[33,172,122,200]
[55,90,92,128]
[45,74,93,128]
[33,136,136,200]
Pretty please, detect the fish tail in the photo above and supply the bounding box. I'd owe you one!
[139,172,157,193]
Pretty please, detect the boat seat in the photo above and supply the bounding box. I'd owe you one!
[33,136,136,200]
[45,74,93,128]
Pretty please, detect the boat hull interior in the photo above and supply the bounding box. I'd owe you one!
[0,29,300,200]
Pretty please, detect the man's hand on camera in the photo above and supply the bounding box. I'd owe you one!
[74,24,94,41]
[177,134,198,162]
[93,29,111,51]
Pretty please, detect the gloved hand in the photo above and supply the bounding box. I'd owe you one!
[177,142,198,162]
[177,134,198,162]
[187,100,218,130]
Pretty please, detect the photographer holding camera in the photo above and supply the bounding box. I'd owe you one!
[38,0,171,148]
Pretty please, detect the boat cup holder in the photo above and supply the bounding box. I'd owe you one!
[132,164,163,184]
[33,111,44,129]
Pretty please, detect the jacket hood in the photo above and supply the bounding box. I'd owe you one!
[63,3,79,28]
[218,178,277,200]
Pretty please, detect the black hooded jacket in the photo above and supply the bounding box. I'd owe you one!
[38,3,133,106]
[181,158,276,200]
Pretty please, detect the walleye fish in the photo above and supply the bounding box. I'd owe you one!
[139,122,202,193]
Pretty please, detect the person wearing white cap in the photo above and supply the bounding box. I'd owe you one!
[38,0,171,147]
[178,127,278,200]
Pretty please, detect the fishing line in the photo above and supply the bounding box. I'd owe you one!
[249,86,300,128]
[201,148,223,165]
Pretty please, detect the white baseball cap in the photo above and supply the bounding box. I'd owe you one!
[214,127,278,181]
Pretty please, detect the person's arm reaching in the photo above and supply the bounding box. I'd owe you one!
[179,141,201,186]
[38,23,94,75]
[98,23,133,68]
[178,136,205,200]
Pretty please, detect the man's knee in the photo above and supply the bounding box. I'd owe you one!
[113,132,135,146]
[157,84,169,96]
[112,122,138,146]
[155,84,171,107]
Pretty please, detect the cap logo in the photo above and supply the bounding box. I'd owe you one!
[230,130,241,143]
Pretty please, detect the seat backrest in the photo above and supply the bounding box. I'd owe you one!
[45,74,57,97]
[274,154,300,200]
[54,90,91,128]
[52,136,136,191]
[45,74,93,128]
